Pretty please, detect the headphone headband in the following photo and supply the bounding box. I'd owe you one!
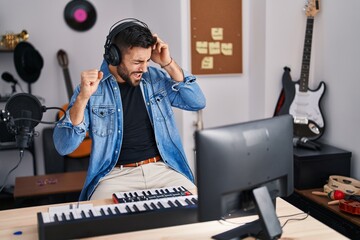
[105,18,148,45]
[104,18,149,66]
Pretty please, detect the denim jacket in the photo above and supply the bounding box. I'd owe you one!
[53,60,206,200]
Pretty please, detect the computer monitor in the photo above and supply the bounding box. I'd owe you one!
[195,114,294,240]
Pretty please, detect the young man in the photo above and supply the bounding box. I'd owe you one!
[53,18,206,201]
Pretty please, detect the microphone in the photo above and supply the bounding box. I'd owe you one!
[293,137,321,150]
[4,93,45,150]
[2,72,18,84]
[15,110,33,150]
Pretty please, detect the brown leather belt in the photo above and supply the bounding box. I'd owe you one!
[117,155,161,168]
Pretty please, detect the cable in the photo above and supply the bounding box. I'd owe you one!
[11,106,66,125]
[279,211,310,229]
[0,149,24,194]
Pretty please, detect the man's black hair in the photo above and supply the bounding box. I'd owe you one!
[114,24,157,56]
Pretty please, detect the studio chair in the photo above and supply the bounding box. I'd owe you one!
[42,127,89,174]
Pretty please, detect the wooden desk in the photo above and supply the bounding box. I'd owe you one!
[284,188,360,239]
[14,171,86,198]
[0,198,348,239]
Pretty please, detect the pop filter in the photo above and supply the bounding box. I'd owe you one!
[5,93,44,129]
[4,93,45,149]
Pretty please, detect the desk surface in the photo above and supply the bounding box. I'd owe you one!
[0,197,348,239]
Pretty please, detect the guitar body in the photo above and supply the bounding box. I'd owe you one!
[290,81,326,140]
[57,50,92,158]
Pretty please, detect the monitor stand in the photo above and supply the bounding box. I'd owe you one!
[212,186,283,240]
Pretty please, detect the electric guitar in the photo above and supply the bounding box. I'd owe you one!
[276,0,325,140]
[57,49,92,158]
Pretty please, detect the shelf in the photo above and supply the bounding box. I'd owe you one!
[0,48,14,52]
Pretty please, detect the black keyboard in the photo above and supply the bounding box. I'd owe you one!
[112,186,193,203]
[37,189,198,240]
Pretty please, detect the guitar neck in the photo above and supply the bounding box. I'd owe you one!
[63,68,74,102]
[299,17,314,92]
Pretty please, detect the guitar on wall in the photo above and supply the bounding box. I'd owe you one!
[275,0,325,141]
[57,49,92,158]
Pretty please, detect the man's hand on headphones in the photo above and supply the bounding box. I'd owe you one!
[79,69,103,100]
[151,34,172,67]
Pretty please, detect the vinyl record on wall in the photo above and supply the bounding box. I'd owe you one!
[64,0,97,32]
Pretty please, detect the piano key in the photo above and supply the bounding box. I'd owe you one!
[150,202,158,210]
[133,203,146,212]
[125,205,132,213]
[41,213,51,224]
[157,199,172,208]
[167,200,176,208]
[132,204,140,212]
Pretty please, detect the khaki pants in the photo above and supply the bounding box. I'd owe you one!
[90,161,196,200]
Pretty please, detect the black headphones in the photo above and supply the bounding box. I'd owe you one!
[103,18,149,66]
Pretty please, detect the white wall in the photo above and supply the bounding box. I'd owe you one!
[263,0,360,178]
[0,0,359,182]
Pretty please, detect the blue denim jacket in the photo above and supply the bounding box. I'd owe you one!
[53,60,206,200]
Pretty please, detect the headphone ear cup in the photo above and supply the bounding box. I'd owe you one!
[105,44,121,66]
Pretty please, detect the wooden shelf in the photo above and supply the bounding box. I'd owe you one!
[0,48,14,52]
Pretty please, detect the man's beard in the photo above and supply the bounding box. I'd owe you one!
[117,65,142,87]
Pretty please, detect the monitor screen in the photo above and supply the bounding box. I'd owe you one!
[195,115,294,239]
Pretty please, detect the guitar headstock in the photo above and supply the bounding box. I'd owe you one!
[57,49,69,69]
[305,0,320,17]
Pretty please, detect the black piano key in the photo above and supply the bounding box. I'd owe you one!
[107,207,114,215]
[144,203,151,211]
[150,202,158,210]
[69,212,75,220]
[174,200,182,207]
[191,197,198,204]
[125,205,132,213]
[89,209,95,217]
[132,204,140,212]
[185,198,193,205]
[157,202,165,209]
[167,200,176,208]
[81,210,86,218]
[54,214,59,222]
[99,208,106,216]
[62,213,67,221]
[114,206,121,214]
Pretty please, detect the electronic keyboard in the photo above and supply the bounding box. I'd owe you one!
[112,185,193,203]
[37,186,198,240]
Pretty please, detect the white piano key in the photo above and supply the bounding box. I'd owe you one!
[41,212,51,223]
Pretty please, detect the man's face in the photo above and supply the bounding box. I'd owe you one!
[116,46,152,87]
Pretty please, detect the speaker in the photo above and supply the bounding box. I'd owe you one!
[103,18,148,66]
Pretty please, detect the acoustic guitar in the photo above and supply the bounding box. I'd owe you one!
[275,0,325,140]
[57,49,91,158]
